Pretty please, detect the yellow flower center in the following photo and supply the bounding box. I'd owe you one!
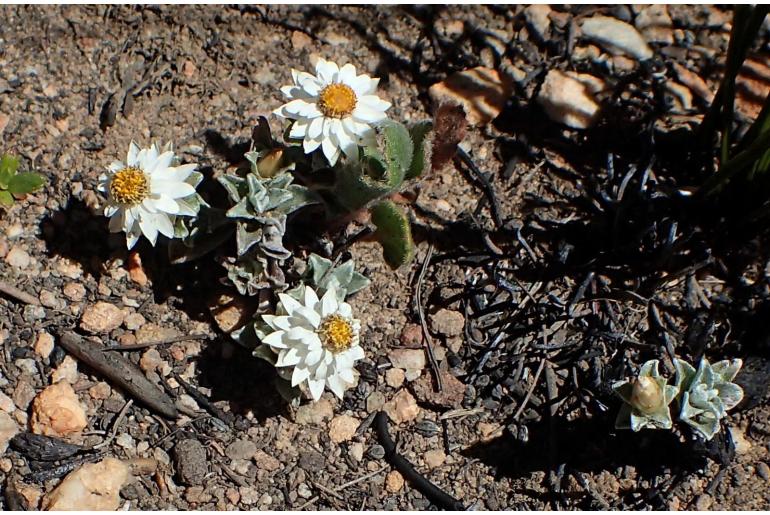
[319,314,354,353]
[318,83,357,118]
[109,167,149,205]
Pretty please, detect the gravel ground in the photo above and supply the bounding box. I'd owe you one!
[0,4,769,511]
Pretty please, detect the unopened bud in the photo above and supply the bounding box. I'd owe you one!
[631,376,663,413]
[257,149,285,178]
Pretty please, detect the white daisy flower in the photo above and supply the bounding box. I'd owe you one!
[261,285,364,401]
[99,142,201,249]
[273,57,391,166]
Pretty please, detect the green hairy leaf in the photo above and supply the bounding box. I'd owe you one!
[371,200,415,269]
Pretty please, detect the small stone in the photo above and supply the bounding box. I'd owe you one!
[580,15,653,60]
[428,67,513,126]
[34,332,55,359]
[62,282,86,302]
[38,290,59,309]
[30,381,88,438]
[0,411,20,454]
[115,433,134,449]
[226,439,257,461]
[537,70,606,129]
[424,449,446,469]
[226,487,240,505]
[383,389,420,424]
[10,481,42,510]
[295,398,334,425]
[139,349,163,374]
[524,4,551,40]
[429,309,465,337]
[185,485,212,504]
[41,458,129,511]
[385,368,405,388]
[174,439,208,486]
[88,382,111,400]
[5,246,30,269]
[366,391,386,413]
[124,312,146,331]
[80,302,125,334]
[736,58,770,119]
[291,30,312,50]
[253,449,280,471]
[239,486,259,506]
[388,349,426,372]
[329,414,358,443]
[182,60,197,79]
[12,380,36,410]
[411,370,465,409]
[51,356,79,384]
[385,470,404,493]
[730,426,752,454]
[695,494,712,511]
[349,442,364,462]
[127,250,149,286]
[756,462,770,482]
[0,391,14,413]
[297,483,312,499]
[635,4,673,45]
[56,258,83,279]
[208,293,252,333]
[399,323,423,347]
[672,63,714,103]
[477,421,503,443]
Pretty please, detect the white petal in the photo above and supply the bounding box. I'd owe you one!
[327,374,347,399]
[262,314,292,331]
[346,345,365,361]
[320,288,339,317]
[138,213,159,246]
[359,94,391,113]
[151,180,196,199]
[148,196,180,215]
[108,209,125,233]
[338,63,357,84]
[108,161,124,173]
[276,347,302,367]
[165,163,197,182]
[349,75,378,96]
[303,136,322,154]
[277,293,303,316]
[338,303,353,318]
[321,136,340,166]
[308,378,325,401]
[151,151,175,173]
[308,117,324,140]
[292,366,310,387]
[262,331,288,349]
[289,120,310,139]
[316,58,338,83]
[352,104,388,124]
[303,286,320,309]
[306,347,324,367]
[151,212,175,239]
[334,122,358,158]
[338,367,355,384]
[127,142,141,166]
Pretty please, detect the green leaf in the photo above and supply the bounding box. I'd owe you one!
[7,172,45,195]
[0,190,14,207]
[371,200,415,269]
[405,121,433,179]
[0,155,20,188]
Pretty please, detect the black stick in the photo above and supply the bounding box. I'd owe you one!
[374,412,465,511]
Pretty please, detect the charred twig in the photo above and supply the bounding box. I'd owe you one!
[0,280,40,306]
[57,331,177,419]
[456,147,503,228]
[414,244,443,392]
[374,411,465,510]
[172,372,233,426]
[89,399,134,450]
[103,333,211,352]
[512,358,546,421]
[27,452,106,483]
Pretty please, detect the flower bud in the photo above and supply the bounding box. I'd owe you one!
[631,376,663,413]
[257,149,286,178]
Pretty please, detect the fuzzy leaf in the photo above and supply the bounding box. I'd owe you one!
[371,200,415,269]
[7,172,45,195]
[405,121,433,179]
[0,190,13,207]
[0,155,19,188]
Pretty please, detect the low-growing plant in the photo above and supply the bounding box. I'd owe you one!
[0,154,46,208]
[613,357,744,441]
